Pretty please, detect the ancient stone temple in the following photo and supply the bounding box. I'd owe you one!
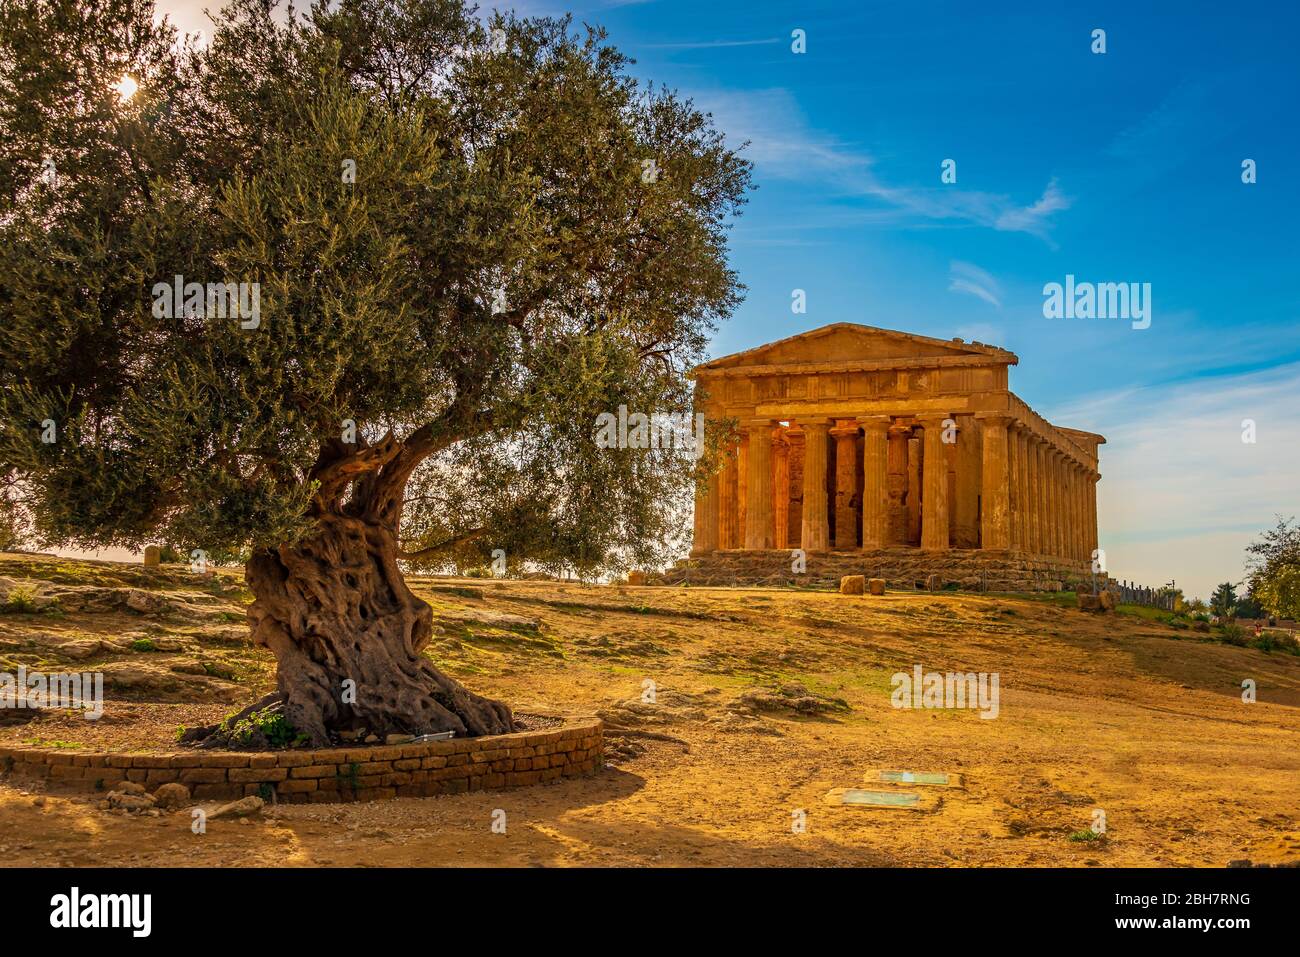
[675,323,1105,591]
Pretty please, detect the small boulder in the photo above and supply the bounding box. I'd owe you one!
[626,570,647,586]
[1077,593,1103,613]
[925,574,941,592]
[152,782,192,809]
[211,795,264,819]
[839,575,865,595]
[1098,590,1117,611]
[385,733,414,745]
[867,578,886,596]
[143,545,161,567]
[105,787,155,812]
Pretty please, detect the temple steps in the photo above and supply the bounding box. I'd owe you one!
[654,547,1093,592]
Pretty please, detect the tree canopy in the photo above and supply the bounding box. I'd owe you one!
[0,0,748,578]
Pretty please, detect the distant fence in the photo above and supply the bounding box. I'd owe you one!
[1110,579,1177,611]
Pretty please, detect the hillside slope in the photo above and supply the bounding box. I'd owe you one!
[1,553,1297,867]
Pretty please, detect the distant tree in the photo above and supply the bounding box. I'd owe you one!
[0,0,749,744]
[1246,517,1300,620]
[1234,590,1265,620]
[1210,582,1238,619]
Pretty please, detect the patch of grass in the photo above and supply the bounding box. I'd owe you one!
[21,738,82,749]
[130,638,158,652]
[1068,829,1105,843]
[224,708,308,749]
[1,586,41,614]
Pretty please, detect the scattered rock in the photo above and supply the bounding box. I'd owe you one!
[152,782,192,809]
[1078,594,1103,613]
[729,682,851,717]
[385,733,414,745]
[626,570,647,586]
[210,795,264,819]
[143,545,161,567]
[839,575,865,595]
[1098,590,1117,611]
[925,574,941,591]
[868,578,886,596]
[104,786,156,813]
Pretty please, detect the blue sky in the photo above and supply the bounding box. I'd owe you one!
[155,0,1298,599]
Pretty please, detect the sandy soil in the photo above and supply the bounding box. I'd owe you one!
[1,555,1298,867]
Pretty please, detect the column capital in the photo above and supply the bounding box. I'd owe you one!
[914,412,952,427]
[829,419,862,438]
[742,417,775,431]
[974,412,1014,426]
[795,417,832,432]
[856,414,893,433]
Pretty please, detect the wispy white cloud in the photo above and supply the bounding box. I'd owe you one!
[644,38,782,50]
[1049,362,1300,601]
[993,178,1070,240]
[693,88,1071,241]
[948,261,1002,309]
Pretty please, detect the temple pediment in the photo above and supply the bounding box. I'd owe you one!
[696,323,1017,376]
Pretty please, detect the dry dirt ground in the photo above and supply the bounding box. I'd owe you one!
[1,553,1298,867]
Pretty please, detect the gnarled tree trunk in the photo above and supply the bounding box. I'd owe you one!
[189,512,513,748]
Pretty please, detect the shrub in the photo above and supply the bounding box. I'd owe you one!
[1220,623,1248,646]
[0,586,40,614]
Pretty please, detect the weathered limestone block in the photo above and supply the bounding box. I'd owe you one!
[839,575,865,595]
[143,545,161,566]
[867,578,886,595]
[1077,593,1103,612]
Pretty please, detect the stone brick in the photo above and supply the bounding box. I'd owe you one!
[277,778,318,793]
[131,755,175,768]
[198,753,250,768]
[192,783,243,800]
[179,767,228,784]
[228,767,288,783]
[288,764,336,779]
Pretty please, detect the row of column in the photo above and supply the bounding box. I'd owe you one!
[692,415,1098,562]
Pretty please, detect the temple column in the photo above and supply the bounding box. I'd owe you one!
[1047,448,1063,559]
[800,420,831,551]
[1088,470,1099,566]
[786,426,805,549]
[773,429,791,550]
[1021,430,1034,553]
[978,413,1012,550]
[886,423,911,545]
[1006,423,1021,551]
[918,414,951,552]
[906,432,922,546]
[736,434,748,545]
[1068,462,1081,561]
[1012,425,1028,552]
[954,416,981,548]
[718,443,739,549]
[690,467,720,556]
[743,420,774,550]
[1076,462,1086,561]
[860,416,891,549]
[831,420,861,548]
[1034,438,1048,556]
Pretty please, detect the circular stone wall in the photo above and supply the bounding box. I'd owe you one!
[0,716,603,804]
